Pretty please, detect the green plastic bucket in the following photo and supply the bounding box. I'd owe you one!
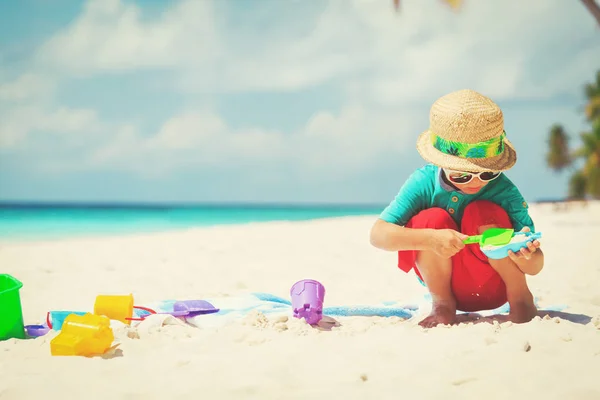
[0,274,26,341]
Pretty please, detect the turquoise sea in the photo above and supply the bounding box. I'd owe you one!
[0,203,384,241]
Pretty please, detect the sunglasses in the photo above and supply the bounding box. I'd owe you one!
[444,169,501,184]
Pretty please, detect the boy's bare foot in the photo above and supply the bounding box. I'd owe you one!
[508,292,537,323]
[419,298,457,328]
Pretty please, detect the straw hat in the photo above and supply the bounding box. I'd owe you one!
[416,89,517,172]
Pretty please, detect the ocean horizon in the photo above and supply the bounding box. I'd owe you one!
[0,201,386,241]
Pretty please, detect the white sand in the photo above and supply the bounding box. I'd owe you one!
[1,201,600,400]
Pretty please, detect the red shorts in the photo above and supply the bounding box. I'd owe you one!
[398,200,512,312]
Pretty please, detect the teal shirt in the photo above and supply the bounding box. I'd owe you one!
[379,164,534,231]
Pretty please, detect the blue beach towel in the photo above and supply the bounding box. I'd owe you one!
[134,293,566,329]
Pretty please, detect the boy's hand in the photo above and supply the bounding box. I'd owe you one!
[430,229,468,259]
[507,226,541,262]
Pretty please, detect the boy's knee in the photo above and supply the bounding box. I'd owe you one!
[528,263,544,276]
[522,258,544,276]
[408,207,458,230]
[463,200,507,219]
[462,200,511,233]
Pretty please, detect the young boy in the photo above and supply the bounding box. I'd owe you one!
[369,89,543,328]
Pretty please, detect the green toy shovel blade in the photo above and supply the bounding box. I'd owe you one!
[463,227,515,246]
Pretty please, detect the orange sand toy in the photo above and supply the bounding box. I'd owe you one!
[50,313,114,356]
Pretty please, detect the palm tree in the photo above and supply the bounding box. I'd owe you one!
[392,0,600,27]
[572,120,600,198]
[545,70,600,199]
[584,70,600,122]
[547,124,572,172]
[581,0,600,26]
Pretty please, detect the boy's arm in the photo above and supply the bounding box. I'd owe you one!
[500,185,535,232]
[370,219,435,251]
[370,169,432,251]
[508,226,544,275]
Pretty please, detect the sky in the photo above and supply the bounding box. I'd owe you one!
[0,0,599,205]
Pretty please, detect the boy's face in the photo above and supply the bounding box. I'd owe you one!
[444,169,501,194]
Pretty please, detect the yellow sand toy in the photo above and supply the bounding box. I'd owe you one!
[50,313,114,356]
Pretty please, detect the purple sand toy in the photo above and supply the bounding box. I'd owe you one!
[173,300,219,315]
[139,300,219,319]
[290,279,325,325]
[25,324,50,338]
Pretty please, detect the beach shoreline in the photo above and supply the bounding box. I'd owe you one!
[1,199,595,244]
[0,203,384,244]
[0,214,379,246]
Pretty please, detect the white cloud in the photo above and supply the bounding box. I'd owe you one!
[66,103,417,179]
[82,112,287,177]
[0,106,100,149]
[36,0,220,74]
[0,73,56,101]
